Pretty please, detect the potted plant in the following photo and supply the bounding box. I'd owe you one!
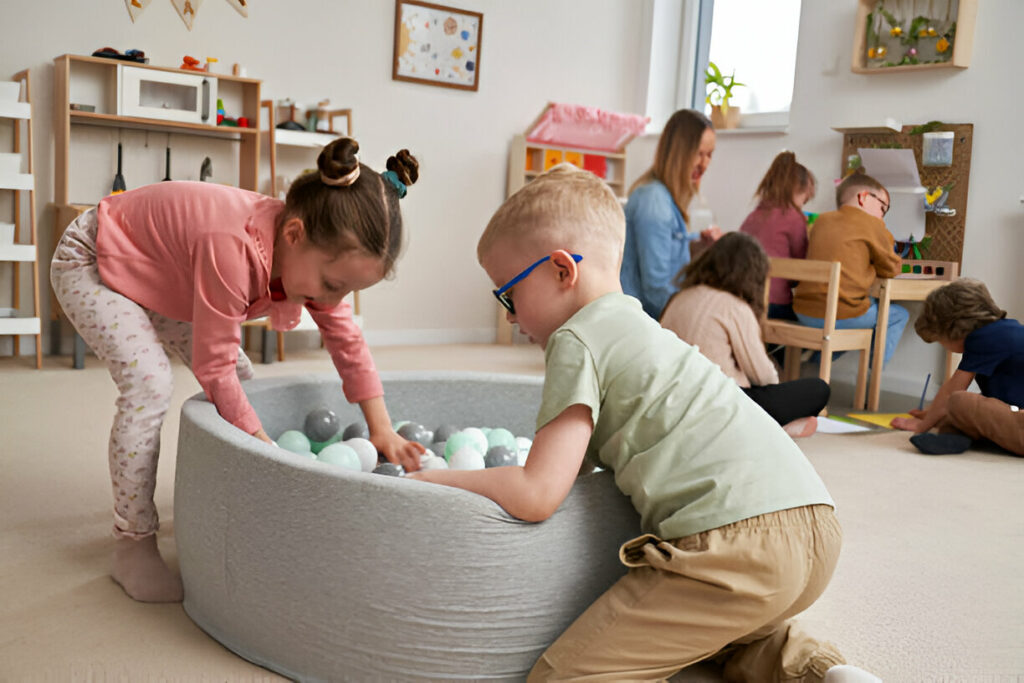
[705,61,745,129]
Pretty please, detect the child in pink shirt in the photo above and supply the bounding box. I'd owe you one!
[740,151,816,321]
[50,138,424,603]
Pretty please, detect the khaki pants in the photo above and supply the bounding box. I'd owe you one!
[529,505,843,682]
[941,391,1024,456]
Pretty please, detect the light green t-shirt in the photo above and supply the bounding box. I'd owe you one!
[538,293,833,540]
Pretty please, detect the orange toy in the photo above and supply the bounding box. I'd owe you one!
[180,55,204,71]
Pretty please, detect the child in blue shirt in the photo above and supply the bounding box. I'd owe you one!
[892,279,1024,455]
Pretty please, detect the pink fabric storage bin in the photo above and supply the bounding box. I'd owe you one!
[526,103,649,153]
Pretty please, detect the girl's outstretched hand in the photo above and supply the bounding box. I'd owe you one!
[371,429,425,472]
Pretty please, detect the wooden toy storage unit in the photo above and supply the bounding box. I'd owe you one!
[51,54,262,368]
[0,70,41,368]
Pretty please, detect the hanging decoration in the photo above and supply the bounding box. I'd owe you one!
[224,0,248,18]
[171,0,203,30]
[124,0,153,23]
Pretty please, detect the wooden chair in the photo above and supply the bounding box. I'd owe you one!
[762,258,873,410]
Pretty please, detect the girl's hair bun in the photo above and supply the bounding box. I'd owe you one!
[318,137,361,185]
[386,149,419,187]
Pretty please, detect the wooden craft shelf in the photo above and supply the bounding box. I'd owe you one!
[851,0,977,73]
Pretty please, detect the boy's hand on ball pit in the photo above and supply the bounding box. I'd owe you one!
[371,429,425,472]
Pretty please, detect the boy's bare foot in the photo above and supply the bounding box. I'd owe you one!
[784,416,818,438]
[111,534,184,603]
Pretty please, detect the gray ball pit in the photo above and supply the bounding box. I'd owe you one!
[174,372,641,682]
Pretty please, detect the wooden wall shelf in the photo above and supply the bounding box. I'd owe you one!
[851,0,977,74]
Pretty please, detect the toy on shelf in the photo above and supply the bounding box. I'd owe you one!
[215,98,250,128]
[205,57,218,72]
[526,102,648,153]
[275,98,306,131]
[180,55,204,72]
[92,47,148,63]
[925,183,956,216]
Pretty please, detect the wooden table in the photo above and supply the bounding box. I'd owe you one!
[867,260,959,411]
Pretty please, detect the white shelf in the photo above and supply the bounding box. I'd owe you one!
[0,244,36,261]
[0,101,31,119]
[0,172,33,191]
[0,312,41,335]
[272,128,340,148]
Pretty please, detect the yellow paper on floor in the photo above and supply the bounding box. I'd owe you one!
[846,413,913,428]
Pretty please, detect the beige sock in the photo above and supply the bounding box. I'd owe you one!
[111,534,184,603]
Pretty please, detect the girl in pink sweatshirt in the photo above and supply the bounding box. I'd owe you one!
[50,137,424,603]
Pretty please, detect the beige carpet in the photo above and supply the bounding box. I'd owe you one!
[1,345,1021,681]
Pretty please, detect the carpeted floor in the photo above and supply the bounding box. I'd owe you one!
[1,345,1021,681]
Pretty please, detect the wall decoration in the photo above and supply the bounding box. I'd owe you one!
[171,0,203,31]
[224,0,248,17]
[392,0,483,92]
[125,0,153,23]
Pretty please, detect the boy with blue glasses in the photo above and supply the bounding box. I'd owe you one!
[410,164,878,682]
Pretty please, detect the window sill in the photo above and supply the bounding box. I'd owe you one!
[716,125,789,136]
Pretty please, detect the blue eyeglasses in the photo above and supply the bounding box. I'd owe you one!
[493,253,583,315]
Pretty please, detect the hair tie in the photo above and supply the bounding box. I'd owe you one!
[321,164,360,187]
[381,170,407,199]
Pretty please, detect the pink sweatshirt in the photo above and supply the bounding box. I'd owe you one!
[739,203,808,306]
[96,181,383,434]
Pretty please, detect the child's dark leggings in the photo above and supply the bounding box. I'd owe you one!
[743,378,831,425]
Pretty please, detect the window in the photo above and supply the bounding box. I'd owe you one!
[693,0,801,118]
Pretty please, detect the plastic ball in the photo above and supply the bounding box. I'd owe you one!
[393,420,410,431]
[342,422,369,440]
[515,437,533,466]
[344,437,378,472]
[304,407,340,443]
[420,455,450,470]
[460,427,489,454]
[310,434,341,455]
[428,441,446,459]
[276,429,311,454]
[432,424,459,442]
[486,428,517,452]
[373,462,405,477]
[317,443,362,471]
[397,422,433,447]
[484,445,517,468]
[448,446,485,470]
[444,432,478,461]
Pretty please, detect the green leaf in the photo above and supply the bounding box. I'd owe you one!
[908,120,944,135]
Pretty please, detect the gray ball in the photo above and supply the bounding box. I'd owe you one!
[484,445,517,468]
[428,441,447,459]
[372,462,405,477]
[397,422,432,447]
[432,424,460,443]
[342,422,369,440]
[304,407,340,443]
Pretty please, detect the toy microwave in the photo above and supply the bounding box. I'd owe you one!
[118,65,217,125]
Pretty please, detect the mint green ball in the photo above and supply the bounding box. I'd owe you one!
[460,427,489,455]
[486,428,516,452]
[310,433,341,454]
[277,430,311,454]
[317,443,362,471]
[444,431,479,461]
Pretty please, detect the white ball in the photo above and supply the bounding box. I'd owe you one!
[344,437,378,472]
[460,427,489,454]
[316,443,362,471]
[448,445,485,470]
[420,455,450,470]
[515,437,533,466]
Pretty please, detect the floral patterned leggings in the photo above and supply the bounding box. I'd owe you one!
[50,209,254,539]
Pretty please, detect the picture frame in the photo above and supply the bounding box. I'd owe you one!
[392,0,483,92]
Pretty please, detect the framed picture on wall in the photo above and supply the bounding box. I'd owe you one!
[392,0,483,92]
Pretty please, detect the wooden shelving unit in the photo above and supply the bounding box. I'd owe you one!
[852,0,977,73]
[0,69,41,368]
[51,54,262,367]
[507,135,628,200]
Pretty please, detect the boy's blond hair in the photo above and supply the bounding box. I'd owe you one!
[915,278,1007,342]
[478,163,625,270]
[835,172,888,207]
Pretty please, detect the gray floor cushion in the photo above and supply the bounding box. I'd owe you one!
[175,371,642,681]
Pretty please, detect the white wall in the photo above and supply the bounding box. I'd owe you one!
[629,1,1024,397]
[0,0,645,354]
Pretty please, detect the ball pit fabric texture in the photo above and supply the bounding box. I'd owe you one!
[175,372,642,681]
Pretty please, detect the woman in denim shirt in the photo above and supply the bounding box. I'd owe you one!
[621,109,720,319]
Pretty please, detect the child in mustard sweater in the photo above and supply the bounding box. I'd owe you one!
[792,172,905,365]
